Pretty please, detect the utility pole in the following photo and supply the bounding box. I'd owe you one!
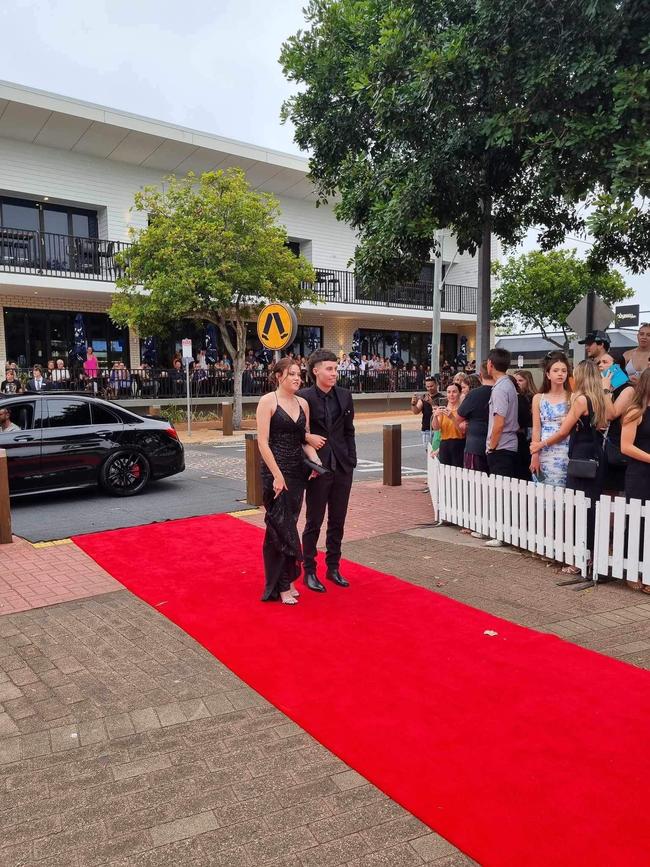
[430,230,444,374]
[476,197,492,365]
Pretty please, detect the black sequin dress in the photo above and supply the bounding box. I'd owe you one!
[260,402,306,601]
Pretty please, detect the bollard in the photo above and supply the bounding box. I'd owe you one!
[221,402,233,437]
[383,423,401,487]
[245,433,264,506]
[0,449,12,544]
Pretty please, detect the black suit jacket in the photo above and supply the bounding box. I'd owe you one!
[299,385,357,473]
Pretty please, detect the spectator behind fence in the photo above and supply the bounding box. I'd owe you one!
[26,365,46,392]
[412,376,445,450]
[485,348,519,478]
[83,346,99,378]
[623,323,650,385]
[431,382,466,468]
[530,353,572,487]
[460,373,481,401]
[1,368,22,395]
[531,360,615,572]
[457,362,493,474]
[620,369,650,594]
[597,352,634,494]
[509,376,533,482]
[621,368,650,501]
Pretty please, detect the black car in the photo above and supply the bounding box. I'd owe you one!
[0,393,184,497]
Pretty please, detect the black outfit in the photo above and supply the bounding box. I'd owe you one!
[604,382,634,493]
[458,385,491,472]
[299,385,357,574]
[487,449,519,478]
[438,436,465,467]
[624,408,650,502]
[0,380,21,395]
[516,394,533,481]
[566,400,606,557]
[260,402,307,601]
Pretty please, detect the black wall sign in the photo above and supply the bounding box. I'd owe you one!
[615,304,640,328]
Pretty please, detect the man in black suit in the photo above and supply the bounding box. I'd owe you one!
[300,349,357,592]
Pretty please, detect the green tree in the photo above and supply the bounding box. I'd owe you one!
[280,0,649,357]
[111,169,316,428]
[491,250,632,348]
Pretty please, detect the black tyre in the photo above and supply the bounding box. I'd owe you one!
[100,450,151,496]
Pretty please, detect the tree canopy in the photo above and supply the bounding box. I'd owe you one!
[110,169,316,427]
[491,250,633,348]
[280,0,650,282]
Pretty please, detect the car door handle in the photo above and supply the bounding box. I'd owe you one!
[13,434,35,442]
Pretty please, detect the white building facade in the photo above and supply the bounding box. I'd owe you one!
[0,80,483,375]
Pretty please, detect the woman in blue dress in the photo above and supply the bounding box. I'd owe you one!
[530,352,572,486]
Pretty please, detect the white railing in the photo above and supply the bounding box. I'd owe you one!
[593,495,650,586]
[428,458,591,577]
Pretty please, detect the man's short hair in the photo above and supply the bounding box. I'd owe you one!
[424,375,437,385]
[307,349,337,381]
[33,364,42,373]
[487,348,511,373]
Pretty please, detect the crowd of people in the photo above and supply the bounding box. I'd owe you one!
[413,326,650,584]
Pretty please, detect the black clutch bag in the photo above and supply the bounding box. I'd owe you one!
[567,457,599,479]
[304,458,330,477]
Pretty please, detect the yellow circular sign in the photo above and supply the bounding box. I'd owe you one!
[256,303,298,351]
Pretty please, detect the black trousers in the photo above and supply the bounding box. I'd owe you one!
[487,449,518,479]
[302,469,353,572]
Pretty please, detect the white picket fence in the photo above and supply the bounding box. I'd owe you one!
[428,458,591,576]
[593,495,650,586]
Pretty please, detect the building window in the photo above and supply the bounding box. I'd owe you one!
[4,308,128,369]
[0,195,98,239]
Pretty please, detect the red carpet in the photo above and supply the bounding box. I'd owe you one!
[74,514,650,866]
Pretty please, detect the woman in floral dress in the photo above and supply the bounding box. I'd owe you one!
[530,353,572,486]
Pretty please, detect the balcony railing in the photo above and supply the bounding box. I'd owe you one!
[0,227,129,282]
[310,268,477,313]
[10,367,434,399]
[0,228,478,314]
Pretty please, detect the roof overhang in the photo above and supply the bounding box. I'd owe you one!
[0,80,317,200]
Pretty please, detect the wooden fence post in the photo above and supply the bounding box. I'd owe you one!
[221,402,233,437]
[383,423,401,486]
[0,449,12,544]
[245,433,263,506]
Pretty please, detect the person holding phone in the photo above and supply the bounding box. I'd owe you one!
[431,382,466,467]
[411,376,445,450]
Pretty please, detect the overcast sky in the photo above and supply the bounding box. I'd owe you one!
[1,0,647,313]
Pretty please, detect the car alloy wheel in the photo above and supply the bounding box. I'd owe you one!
[101,451,150,496]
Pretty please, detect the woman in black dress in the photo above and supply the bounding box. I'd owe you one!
[256,358,322,604]
[621,369,650,593]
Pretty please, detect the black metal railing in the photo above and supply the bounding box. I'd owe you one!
[0,227,129,282]
[309,267,477,313]
[9,366,429,400]
[0,227,477,312]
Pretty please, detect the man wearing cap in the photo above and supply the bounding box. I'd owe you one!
[579,330,610,362]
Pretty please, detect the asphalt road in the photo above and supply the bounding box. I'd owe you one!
[10,428,428,542]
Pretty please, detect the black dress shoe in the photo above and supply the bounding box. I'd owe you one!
[304,572,326,592]
[325,569,349,587]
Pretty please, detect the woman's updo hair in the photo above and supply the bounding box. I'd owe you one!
[268,356,299,388]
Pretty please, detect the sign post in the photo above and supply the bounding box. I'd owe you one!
[566,294,614,363]
[182,338,193,437]
[256,303,298,360]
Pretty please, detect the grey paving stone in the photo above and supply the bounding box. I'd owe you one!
[150,810,220,847]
